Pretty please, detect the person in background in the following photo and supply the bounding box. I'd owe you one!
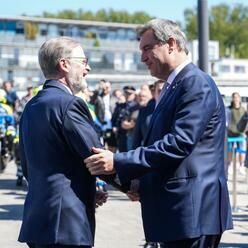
[15,86,34,186]
[122,87,152,151]
[2,80,19,111]
[121,86,140,152]
[88,89,105,129]
[227,92,246,175]
[21,86,34,106]
[111,85,138,152]
[112,89,124,104]
[85,18,233,248]
[132,80,164,149]
[237,103,248,175]
[99,81,117,152]
[18,37,107,248]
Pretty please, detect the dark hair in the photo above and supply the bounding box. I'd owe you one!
[123,85,136,92]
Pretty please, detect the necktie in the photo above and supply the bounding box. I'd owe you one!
[155,82,170,108]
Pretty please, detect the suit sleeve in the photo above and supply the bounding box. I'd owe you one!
[114,75,218,182]
[62,97,103,160]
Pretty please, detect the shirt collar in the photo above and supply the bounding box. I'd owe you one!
[166,58,191,85]
[60,83,73,95]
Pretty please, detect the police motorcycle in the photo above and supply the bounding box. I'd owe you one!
[0,103,16,172]
[0,87,17,172]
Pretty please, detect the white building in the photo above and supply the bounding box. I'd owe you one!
[189,40,248,98]
[0,16,248,97]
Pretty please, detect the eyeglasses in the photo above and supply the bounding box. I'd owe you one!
[65,57,88,66]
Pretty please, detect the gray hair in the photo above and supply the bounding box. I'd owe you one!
[137,18,189,54]
[38,37,81,78]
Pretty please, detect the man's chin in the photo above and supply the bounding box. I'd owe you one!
[150,70,156,77]
[71,82,87,94]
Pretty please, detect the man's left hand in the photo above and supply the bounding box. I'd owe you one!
[85,147,116,175]
[95,190,108,208]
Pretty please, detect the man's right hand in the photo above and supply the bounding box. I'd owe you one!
[84,147,115,175]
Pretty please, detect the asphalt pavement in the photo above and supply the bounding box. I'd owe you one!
[0,161,247,248]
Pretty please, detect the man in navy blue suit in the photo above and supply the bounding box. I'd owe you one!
[85,19,233,247]
[18,37,107,248]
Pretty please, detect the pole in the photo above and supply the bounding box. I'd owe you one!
[232,143,237,211]
[198,0,209,73]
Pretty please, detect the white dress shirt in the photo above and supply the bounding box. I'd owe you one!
[155,59,191,108]
[60,83,73,95]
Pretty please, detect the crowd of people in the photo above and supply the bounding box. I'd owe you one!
[75,79,163,155]
[0,80,35,185]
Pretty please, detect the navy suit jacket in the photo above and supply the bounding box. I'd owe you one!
[114,63,233,242]
[18,80,102,246]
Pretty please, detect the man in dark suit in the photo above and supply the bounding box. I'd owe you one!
[85,19,233,247]
[18,37,107,248]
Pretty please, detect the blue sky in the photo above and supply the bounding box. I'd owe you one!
[1,0,248,24]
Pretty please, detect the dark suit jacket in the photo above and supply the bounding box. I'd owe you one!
[18,80,102,246]
[114,63,233,242]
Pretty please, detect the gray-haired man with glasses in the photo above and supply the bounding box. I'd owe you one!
[18,37,107,248]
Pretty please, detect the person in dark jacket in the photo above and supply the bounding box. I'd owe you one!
[18,37,107,248]
[85,18,233,248]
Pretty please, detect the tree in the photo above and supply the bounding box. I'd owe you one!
[57,10,77,19]
[95,9,108,22]
[184,8,197,41]
[41,9,153,24]
[184,3,248,58]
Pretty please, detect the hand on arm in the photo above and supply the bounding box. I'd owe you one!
[84,147,116,175]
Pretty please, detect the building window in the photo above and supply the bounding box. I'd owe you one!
[220,65,230,73]
[59,30,64,36]
[6,21,16,32]
[16,21,24,34]
[234,65,245,73]
[7,70,13,81]
[40,29,47,36]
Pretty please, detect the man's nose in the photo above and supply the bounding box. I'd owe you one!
[86,64,91,72]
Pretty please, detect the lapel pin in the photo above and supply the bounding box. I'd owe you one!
[172,82,178,90]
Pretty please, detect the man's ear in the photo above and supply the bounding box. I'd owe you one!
[58,58,70,73]
[166,37,177,54]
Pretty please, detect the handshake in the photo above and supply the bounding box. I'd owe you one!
[85,147,140,202]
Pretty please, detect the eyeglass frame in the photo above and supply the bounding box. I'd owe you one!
[65,56,88,66]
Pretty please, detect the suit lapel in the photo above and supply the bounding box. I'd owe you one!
[143,63,196,145]
[143,85,174,145]
[43,79,94,123]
